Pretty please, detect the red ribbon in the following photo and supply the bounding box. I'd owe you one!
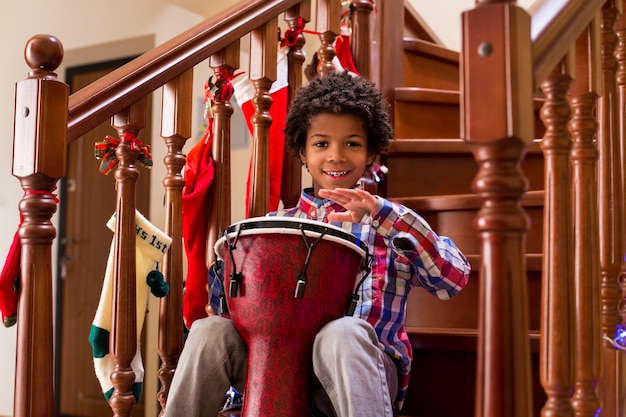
[203,70,244,120]
[24,188,59,204]
[280,17,320,48]
[21,188,59,223]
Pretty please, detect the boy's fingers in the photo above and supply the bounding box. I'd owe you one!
[327,211,365,223]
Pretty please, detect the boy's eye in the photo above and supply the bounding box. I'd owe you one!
[313,141,328,148]
[347,141,363,147]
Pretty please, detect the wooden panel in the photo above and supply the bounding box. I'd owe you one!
[383,145,545,198]
[399,350,546,417]
[393,89,546,140]
[414,205,545,256]
[394,100,460,139]
[385,153,476,196]
[406,268,543,334]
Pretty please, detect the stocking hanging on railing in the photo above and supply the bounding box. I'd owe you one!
[181,124,215,329]
[233,46,290,214]
[336,1,360,75]
[180,74,224,329]
[89,210,171,403]
[0,189,59,327]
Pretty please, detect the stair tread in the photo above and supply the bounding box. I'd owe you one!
[395,87,460,104]
[387,138,543,154]
[406,326,541,339]
[395,86,544,109]
[403,37,460,64]
[389,189,545,211]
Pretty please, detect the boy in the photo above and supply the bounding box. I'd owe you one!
[164,71,471,416]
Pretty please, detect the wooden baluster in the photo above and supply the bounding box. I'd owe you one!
[461,2,535,417]
[206,43,240,261]
[598,0,623,342]
[597,2,625,416]
[247,21,277,218]
[12,34,67,417]
[616,0,626,335]
[109,100,147,417]
[281,3,311,208]
[569,22,602,417]
[350,0,374,78]
[157,70,193,415]
[368,0,404,114]
[538,62,575,417]
[316,0,341,77]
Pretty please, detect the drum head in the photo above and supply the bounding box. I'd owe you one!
[214,216,367,260]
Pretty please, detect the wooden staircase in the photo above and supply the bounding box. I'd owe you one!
[386,38,547,417]
[9,1,624,417]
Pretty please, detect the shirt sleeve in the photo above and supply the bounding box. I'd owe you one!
[370,197,471,300]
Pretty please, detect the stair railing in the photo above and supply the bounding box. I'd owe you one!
[10,0,362,416]
[462,1,623,417]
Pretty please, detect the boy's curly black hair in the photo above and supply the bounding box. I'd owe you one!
[283,71,393,158]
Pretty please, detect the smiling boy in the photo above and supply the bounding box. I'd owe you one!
[164,71,471,417]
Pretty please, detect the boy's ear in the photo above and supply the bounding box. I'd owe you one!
[367,153,376,166]
[299,149,307,165]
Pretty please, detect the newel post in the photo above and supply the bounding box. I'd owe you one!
[12,34,68,417]
[461,2,535,417]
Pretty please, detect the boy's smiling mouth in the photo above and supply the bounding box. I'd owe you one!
[324,170,350,177]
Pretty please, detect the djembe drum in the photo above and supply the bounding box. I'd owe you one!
[214,217,368,417]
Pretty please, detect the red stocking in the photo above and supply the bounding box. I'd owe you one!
[182,127,215,329]
[0,228,21,327]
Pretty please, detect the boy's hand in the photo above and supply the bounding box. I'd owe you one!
[318,188,377,223]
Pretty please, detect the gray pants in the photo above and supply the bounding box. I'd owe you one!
[163,315,398,417]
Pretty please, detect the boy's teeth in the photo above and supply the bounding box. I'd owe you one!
[327,171,348,177]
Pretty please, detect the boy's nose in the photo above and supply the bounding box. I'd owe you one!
[327,146,346,162]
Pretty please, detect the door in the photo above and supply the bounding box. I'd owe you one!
[56,58,152,417]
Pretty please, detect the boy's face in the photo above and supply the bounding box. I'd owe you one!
[300,113,374,198]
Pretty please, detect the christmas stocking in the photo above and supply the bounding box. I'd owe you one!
[233,46,289,214]
[89,210,171,403]
[0,228,21,327]
[182,127,215,329]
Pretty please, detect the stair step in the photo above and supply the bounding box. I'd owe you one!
[403,38,459,90]
[404,250,543,333]
[406,327,541,349]
[395,191,546,347]
[394,88,460,138]
[383,139,545,198]
[393,87,546,140]
[389,190,545,255]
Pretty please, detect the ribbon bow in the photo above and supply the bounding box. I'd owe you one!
[203,70,244,121]
[280,17,320,48]
[94,132,153,175]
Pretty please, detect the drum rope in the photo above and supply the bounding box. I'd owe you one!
[295,226,327,299]
[224,224,243,298]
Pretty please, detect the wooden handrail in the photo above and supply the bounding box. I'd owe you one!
[529,0,605,84]
[67,0,302,142]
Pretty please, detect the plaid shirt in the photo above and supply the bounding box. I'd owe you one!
[210,188,471,410]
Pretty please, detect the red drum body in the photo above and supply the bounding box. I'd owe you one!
[215,217,367,417]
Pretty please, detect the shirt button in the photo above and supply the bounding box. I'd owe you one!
[372,219,380,227]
